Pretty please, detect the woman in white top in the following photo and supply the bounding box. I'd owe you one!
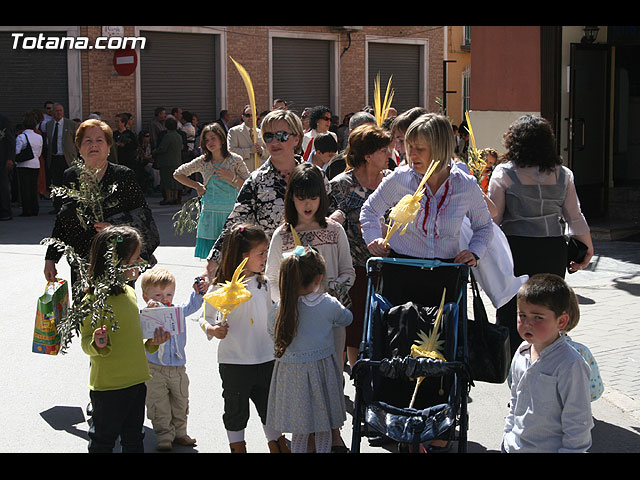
[488,114,593,357]
[173,123,250,258]
[15,111,44,216]
[301,106,338,161]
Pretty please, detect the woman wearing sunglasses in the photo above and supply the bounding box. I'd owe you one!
[301,105,338,161]
[204,109,307,275]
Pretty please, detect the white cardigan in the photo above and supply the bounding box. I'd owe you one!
[15,129,43,169]
[265,218,356,304]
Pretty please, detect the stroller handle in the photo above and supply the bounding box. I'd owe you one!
[366,256,467,272]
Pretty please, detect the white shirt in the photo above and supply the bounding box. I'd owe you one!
[49,119,64,156]
[301,129,338,159]
[15,129,43,169]
[200,276,275,365]
[360,162,493,260]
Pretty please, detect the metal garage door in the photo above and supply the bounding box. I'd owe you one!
[139,31,218,130]
[272,37,331,116]
[368,42,421,115]
[0,31,69,126]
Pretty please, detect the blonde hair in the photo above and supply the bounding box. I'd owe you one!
[140,268,176,294]
[75,118,114,150]
[260,109,304,154]
[404,113,455,172]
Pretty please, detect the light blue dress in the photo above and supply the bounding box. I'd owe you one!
[194,171,238,259]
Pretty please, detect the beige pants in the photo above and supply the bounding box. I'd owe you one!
[146,363,190,443]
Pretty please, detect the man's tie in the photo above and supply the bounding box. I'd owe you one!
[52,122,59,155]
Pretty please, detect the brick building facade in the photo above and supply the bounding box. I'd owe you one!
[2,26,445,136]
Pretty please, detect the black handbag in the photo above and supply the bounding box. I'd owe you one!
[567,236,588,274]
[15,133,34,163]
[466,271,511,383]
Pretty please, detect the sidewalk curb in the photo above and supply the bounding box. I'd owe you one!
[603,388,640,422]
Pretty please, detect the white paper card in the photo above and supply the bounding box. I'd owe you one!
[139,306,185,338]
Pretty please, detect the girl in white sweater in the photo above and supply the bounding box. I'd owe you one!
[266,163,355,348]
[200,223,288,453]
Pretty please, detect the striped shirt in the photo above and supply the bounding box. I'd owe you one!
[360,162,493,260]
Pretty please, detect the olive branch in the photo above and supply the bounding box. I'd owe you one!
[172,196,201,235]
[40,237,150,353]
[49,159,118,229]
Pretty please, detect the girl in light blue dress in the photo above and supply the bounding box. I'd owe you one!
[174,123,249,259]
[266,247,353,453]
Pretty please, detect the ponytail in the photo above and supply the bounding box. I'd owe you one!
[273,247,326,358]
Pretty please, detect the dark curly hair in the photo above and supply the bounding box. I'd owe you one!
[308,105,331,130]
[502,114,562,172]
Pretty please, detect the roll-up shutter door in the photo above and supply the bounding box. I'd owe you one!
[140,31,217,129]
[0,31,69,126]
[272,37,331,115]
[368,42,421,114]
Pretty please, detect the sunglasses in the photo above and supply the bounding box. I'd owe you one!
[263,131,294,143]
[243,112,252,117]
[321,116,331,121]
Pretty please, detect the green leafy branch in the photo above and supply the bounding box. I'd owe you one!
[50,159,118,230]
[41,237,150,353]
[172,196,201,235]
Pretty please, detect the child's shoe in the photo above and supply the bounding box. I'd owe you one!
[268,435,291,453]
[156,439,173,451]
[174,435,197,446]
[229,440,247,453]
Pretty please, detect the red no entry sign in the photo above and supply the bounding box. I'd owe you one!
[113,48,138,76]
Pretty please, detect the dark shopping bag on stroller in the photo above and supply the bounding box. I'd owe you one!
[375,301,458,409]
[467,271,510,383]
[32,279,69,355]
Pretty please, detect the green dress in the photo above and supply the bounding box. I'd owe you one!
[194,170,238,258]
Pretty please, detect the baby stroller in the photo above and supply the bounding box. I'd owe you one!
[350,257,472,453]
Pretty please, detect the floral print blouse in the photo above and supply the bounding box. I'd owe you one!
[329,169,391,268]
[207,156,336,262]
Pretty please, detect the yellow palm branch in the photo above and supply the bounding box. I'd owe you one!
[409,288,447,408]
[290,225,302,247]
[204,257,252,325]
[382,159,440,247]
[230,56,259,170]
[373,73,394,127]
[464,111,486,182]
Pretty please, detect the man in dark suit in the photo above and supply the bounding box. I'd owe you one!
[0,112,15,221]
[45,103,78,188]
[215,110,231,134]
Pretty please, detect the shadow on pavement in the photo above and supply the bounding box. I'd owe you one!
[590,417,640,453]
[40,404,200,453]
[40,405,89,442]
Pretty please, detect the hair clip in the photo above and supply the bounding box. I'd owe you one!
[282,245,305,259]
[239,226,245,232]
[114,234,124,243]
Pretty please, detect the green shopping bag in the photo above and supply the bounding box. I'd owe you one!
[32,279,69,355]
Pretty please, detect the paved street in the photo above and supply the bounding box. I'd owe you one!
[1,195,639,453]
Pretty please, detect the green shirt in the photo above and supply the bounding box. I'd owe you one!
[81,285,158,391]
